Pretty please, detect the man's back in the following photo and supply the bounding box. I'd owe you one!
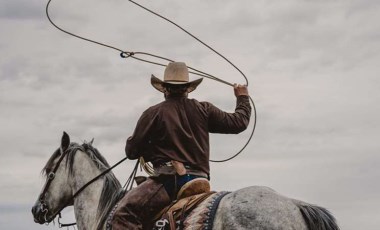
[142,95,210,173]
[126,94,251,175]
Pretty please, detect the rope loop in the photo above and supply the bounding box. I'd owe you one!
[120,51,135,58]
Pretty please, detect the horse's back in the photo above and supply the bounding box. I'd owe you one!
[212,186,308,230]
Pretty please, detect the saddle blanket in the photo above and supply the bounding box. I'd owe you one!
[154,191,230,230]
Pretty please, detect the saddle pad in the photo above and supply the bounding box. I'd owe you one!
[183,191,230,230]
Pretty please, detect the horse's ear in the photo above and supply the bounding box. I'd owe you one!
[60,131,70,153]
[89,138,94,145]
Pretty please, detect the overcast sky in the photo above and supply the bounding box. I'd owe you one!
[1,0,379,229]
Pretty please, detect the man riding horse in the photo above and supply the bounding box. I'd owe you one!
[110,62,251,229]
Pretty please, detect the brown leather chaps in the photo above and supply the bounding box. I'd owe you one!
[110,178,171,230]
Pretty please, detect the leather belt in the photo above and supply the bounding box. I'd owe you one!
[153,162,208,178]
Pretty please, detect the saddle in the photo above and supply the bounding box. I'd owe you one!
[153,178,212,230]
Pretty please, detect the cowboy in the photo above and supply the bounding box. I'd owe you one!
[111,62,251,229]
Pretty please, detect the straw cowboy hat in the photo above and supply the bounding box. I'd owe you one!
[151,62,203,93]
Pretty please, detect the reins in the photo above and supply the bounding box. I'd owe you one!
[46,0,257,163]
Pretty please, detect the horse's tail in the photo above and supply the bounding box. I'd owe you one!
[293,199,340,230]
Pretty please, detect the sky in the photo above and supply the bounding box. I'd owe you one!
[1,0,379,229]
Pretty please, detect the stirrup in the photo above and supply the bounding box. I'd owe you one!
[177,178,210,200]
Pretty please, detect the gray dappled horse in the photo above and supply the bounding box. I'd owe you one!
[32,132,340,230]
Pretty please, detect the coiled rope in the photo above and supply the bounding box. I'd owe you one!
[46,0,257,162]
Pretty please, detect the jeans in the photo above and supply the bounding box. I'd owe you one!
[161,174,207,200]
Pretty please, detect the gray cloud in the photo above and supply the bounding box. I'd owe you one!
[0,0,42,20]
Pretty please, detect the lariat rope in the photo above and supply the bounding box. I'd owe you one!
[46,0,257,163]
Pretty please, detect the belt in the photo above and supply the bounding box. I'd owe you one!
[153,162,208,178]
[156,161,191,169]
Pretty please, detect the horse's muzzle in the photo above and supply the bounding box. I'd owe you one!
[32,202,49,224]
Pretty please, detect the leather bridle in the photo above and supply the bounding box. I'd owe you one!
[38,147,70,224]
[37,145,127,226]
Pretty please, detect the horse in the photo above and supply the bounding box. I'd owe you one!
[32,132,340,230]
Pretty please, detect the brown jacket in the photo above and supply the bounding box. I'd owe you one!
[125,95,251,175]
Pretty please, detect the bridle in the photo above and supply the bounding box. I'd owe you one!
[38,145,127,227]
[38,146,80,228]
[38,147,69,224]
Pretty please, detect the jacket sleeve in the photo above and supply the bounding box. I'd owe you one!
[125,109,156,160]
[205,95,251,134]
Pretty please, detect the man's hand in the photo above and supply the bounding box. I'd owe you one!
[234,84,249,97]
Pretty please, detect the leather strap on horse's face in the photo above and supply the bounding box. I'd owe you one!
[39,148,68,203]
[37,147,71,224]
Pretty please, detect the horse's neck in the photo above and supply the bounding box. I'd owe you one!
[71,151,104,230]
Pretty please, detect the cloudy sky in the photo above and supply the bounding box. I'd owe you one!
[1,0,379,229]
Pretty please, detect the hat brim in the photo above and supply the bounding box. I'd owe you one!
[151,75,203,93]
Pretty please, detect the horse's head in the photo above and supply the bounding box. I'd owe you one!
[32,132,74,224]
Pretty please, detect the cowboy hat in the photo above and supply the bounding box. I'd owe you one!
[151,62,203,93]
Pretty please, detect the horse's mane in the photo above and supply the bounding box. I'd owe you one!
[42,142,123,230]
